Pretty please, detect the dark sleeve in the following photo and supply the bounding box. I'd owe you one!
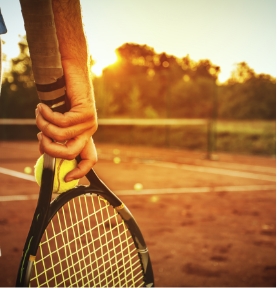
[0,9,7,34]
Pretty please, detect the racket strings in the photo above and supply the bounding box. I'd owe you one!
[29,194,145,287]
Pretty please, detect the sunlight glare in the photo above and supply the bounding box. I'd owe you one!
[91,50,118,76]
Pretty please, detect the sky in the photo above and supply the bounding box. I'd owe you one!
[0,0,275,82]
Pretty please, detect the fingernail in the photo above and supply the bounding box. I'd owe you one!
[37,103,42,112]
[37,133,43,141]
[35,108,39,117]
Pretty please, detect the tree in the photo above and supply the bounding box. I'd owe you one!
[96,43,221,119]
[227,62,255,84]
[0,36,39,140]
[0,36,38,119]
[218,63,276,119]
[98,43,159,117]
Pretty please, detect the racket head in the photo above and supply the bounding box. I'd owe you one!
[18,170,154,287]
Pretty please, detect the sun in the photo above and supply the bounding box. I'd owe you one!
[91,50,118,76]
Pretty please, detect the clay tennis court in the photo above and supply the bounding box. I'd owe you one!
[0,141,275,287]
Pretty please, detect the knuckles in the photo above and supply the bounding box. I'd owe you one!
[41,142,78,160]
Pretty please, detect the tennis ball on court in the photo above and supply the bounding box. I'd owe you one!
[113,156,121,164]
[134,183,143,191]
[24,166,32,174]
[34,155,79,194]
[150,195,159,203]
[113,148,120,155]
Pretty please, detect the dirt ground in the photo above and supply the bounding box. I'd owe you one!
[0,141,275,287]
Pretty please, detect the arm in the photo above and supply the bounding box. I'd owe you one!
[36,0,98,181]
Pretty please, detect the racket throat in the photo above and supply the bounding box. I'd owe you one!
[43,154,55,171]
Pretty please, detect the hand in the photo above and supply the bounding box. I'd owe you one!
[36,104,97,182]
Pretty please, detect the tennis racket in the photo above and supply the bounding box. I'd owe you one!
[16,0,154,286]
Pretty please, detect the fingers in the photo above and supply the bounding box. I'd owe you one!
[36,103,97,142]
[37,103,95,128]
[37,133,97,181]
[65,139,97,181]
[38,131,91,160]
[36,99,98,181]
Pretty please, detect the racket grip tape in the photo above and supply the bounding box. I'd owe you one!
[36,76,67,113]
[20,0,67,113]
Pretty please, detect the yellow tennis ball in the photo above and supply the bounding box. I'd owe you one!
[24,166,32,174]
[34,155,79,193]
[134,183,143,191]
[113,156,121,164]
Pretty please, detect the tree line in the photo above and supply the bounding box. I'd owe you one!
[0,38,275,121]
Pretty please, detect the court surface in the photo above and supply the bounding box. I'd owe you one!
[0,141,275,287]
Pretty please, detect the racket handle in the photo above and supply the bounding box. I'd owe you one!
[20,0,67,113]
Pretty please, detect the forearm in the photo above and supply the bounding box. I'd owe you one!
[52,0,93,99]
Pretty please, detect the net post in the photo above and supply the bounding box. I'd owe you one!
[207,81,218,160]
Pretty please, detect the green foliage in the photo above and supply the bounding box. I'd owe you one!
[170,77,215,118]
[2,38,274,122]
[218,63,276,119]
[94,43,220,119]
[94,43,275,121]
[0,36,39,140]
[0,36,38,119]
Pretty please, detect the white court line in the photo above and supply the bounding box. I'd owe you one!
[0,163,275,202]
[116,184,276,195]
[99,154,276,175]
[144,161,276,182]
[0,194,38,201]
[1,160,275,183]
[177,158,276,174]
[0,184,275,201]
[99,154,276,178]
[0,167,35,182]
